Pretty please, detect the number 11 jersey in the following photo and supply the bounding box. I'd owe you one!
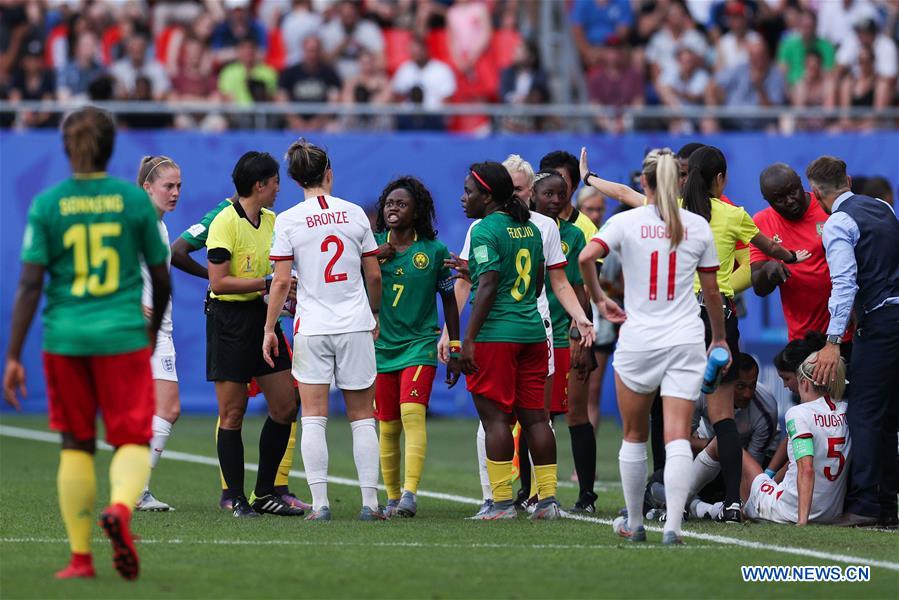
[270,194,379,336]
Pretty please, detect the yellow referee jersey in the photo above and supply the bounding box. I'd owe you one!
[206,201,275,301]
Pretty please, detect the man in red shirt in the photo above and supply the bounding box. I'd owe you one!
[750,163,849,342]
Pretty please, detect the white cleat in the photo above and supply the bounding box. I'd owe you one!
[136,490,173,512]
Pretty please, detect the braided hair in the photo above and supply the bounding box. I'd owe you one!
[375,176,437,240]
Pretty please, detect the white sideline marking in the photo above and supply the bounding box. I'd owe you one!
[2,424,897,572]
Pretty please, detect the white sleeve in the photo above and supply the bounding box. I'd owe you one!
[835,35,856,68]
[697,223,720,271]
[594,214,623,254]
[541,221,566,269]
[359,211,378,256]
[270,214,294,261]
[392,63,414,94]
[459,220,478,261]
[875,36,898,78]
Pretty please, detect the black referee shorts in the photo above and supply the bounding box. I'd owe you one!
[700,297,740,384]
[206,298,291,383]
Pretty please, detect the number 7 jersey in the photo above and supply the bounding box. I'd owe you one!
[270,194,379,335]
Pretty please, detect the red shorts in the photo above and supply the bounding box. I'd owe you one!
[374,365,436,421]
[44,348,155,446]
[466,341,547,413]
[550,347,570,415]
[247,330,297,397]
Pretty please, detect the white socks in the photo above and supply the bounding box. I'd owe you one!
[476,422,492,501]
[618,440,647,530]
[689,447,721,497]
[663,439,692,535]
[301,416,329,510]
[691,499,724,520]
[350,418,380,510]
[149,415,173,470]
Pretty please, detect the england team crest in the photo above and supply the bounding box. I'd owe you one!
[816,222,824,236]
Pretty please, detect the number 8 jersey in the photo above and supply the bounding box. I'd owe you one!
[592,206,719,352]
[270,194,379,335]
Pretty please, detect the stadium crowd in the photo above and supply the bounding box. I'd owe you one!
[0,0,897,132]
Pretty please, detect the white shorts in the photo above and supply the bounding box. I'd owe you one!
[613,343,705,400]
[543,316,555,377]
[294,331,376,390]
[150,332,177,382]
[745,473,791,523]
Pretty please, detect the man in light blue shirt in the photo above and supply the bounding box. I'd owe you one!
[807,156,899,528]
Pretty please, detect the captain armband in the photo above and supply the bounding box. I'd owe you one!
[438,277,455,294]
[791,435,814,460]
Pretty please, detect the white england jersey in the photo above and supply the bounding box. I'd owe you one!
[593,206,718,351]
[460,211,567,323]
[775,397,851,524]
[141,220,173,336]
[270,194,379,336]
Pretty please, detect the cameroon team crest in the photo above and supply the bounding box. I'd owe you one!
[413,252,430,269]
[561,241,570,255]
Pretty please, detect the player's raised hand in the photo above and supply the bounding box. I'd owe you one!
[376,242,396,262]
[597,297,626,324]
[3,358,26,410]
[445,253,470,282]
[445,357,461,388]
[793,249,812,263]
[261,331,279,368]
[579,147,590,182]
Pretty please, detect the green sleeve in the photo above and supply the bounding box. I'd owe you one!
[181,201,228,249]
[470,225,499,274]
[819,40,835,69]
[135,191,168,267]
[20,198,49,265]
[435,243,454,293]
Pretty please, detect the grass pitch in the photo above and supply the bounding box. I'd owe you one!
[1,414,896,599]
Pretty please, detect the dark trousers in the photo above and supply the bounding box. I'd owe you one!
[846,304,899,518]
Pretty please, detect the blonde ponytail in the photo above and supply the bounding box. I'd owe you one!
[644,148,684,249]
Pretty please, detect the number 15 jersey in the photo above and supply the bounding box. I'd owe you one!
[270,194,379,336]
[593,205,719,352]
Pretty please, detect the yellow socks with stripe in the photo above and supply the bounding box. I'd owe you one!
[275,421,297,489]
[486,459,515,502]
[379,419,403,499]
[58,450,96,554]
[400,403,427,494]
[109,444,150,509]
[534,463,558,501]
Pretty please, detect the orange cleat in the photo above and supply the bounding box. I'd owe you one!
[98,503,140,581]
[55,553,95,579]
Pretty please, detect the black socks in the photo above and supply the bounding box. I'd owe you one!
[713,418,742,506]
[217,428,245,496]
[569,423,596,498]
[255,417,292,497]
[518,432,531,497]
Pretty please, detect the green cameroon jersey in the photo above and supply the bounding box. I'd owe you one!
[469,212,545,343]
[180,198,232,249]
[375,232,454,372]
[20,174,169,355]
[547,219,586,349]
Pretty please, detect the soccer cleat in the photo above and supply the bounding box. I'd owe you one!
[468,500,494,519]
[646,508,666,521]
[55,555,95,579]
[219,492,235,512]
[305,506,332,522]
[231,495,261,518]
[385,498,400,518]
[612,515,646,542]
[569,490,598,514]
[716,501,744,523]
[513,488,530,511]
[98,503,140,580]
[662,531,685,546]
[648,482,667,508]
[358,505,388,521]
[250,493,305,516]
[396,491,417,518]
[136,490,173,512]
[529,498,562,521]
[280,492,312,512]
[469,500,517,520]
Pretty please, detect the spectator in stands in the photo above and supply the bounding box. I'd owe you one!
[277,35,341,130]
[8,36,56,128]
[171,35,219,101]
[340,49,392,130]
[321,0,385,81]
[816,0,876,48]
[281,0,324,67]
[703,38,785,132]
[656,38,709,133]
[570,0,634,68]
[586,35,643,134]
[211,0,267,67]
[861,176,894,207]
[714,1,763,72]
[218,36,278,106]
[447,0,491,72]
[837,45,877,131]
[646,0,708,88]
[391,35,456,109]
[57,30,105,100]
[835,12,897,111]
[499,40,548,107]
[110,28,171,100]
[120,75,175,129]
[776,8,836,88]
[791,50,835,132]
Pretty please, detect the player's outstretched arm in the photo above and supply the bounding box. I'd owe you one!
[578,241,624,323]
[362,255,382,341]
[547,268,594,347]
[750,232,811,264]
[795,455,815,526]
[262,260,292,367]
[4,263,45,409]
[438,276,472,363]
[579,147,646,208]
[170,237,209,279]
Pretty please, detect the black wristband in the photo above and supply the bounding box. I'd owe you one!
[583,171,598,186]
[785,250,797,264]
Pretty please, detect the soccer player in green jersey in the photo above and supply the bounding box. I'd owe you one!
[3,107,171,580]
[372,177,462,518]
[460,161,561,520]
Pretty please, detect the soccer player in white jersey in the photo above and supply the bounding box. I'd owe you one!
[136,156,181,512]
[262,140,385,521]
[579,148,729,545]
[691,352,851,525]
[438,155,594,517]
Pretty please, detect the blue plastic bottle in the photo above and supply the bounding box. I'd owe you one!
[701,347,731,394]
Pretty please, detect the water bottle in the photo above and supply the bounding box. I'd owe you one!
[701,347,731,394]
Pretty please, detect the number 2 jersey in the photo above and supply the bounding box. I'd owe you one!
[374,231,454,372]
[593,205,719,352]
[776,397,851,524]
[20,174,169,355]
[270,194,378,336]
